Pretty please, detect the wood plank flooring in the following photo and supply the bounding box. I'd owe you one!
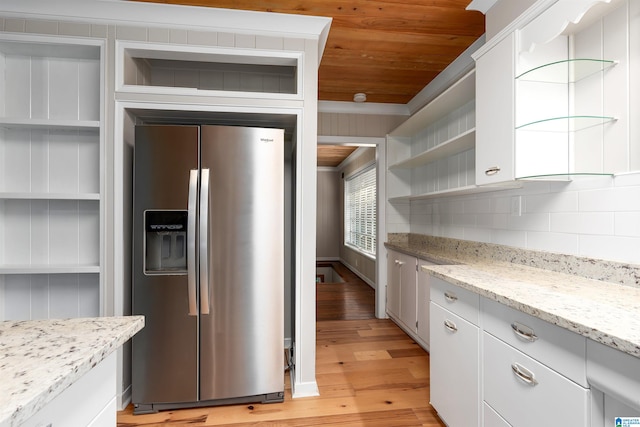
[117,262,444,426]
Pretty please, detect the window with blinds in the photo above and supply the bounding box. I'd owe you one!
[344,165,376,256]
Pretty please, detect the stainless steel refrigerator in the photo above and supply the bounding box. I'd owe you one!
[132,124,284,414]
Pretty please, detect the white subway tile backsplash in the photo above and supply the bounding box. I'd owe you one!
[508,212,550,232]
[463,227,492,243]
[408,174,639,265]
[612,186,640,211]
[614,172,640,187]
[492,229,527,247]
[579,235,640,264]
[615,212,640,237]
[525,191,578,213]
[579,187,617,211]
[527,231,579,255]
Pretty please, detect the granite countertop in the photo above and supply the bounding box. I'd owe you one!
[0,316,144,427]
[385,235,640,359]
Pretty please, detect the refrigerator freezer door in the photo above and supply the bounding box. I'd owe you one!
[132,125,200,406]
[200,125,285,401]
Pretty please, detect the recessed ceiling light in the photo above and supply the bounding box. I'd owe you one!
[353,93,367,103]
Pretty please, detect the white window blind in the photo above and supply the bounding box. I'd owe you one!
[344,165,376,256]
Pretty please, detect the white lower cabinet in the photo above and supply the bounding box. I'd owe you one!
[484,402,510,427]
[483,332,590,427]
[587,339,640,427]
[386,249,433,351]
[430,277,480,427]
[22,352,116,427]
[415,260,431,350]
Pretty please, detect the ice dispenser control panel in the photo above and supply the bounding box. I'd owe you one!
[144,210,188,274]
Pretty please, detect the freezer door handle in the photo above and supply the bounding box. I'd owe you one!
[199,168,211,315]
[187,169,198,316]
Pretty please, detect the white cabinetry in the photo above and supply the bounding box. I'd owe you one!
[429,276,480,427]
[386,249,432,351]
[415,259,431,350]
[482,298,590,427]
[0,34,103,320]
[386,249,402,319]
[587,339,640,427]
[474,32,515,186]
[398,253,417,333]
[386,249,416,330]
[22,353,116,427]
[386,70,479,201]
[473,0,625,185]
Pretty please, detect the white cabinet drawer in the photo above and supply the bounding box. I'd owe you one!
[483,333,589,427]
[483,298,587,386]
[430,276,479,324]
[484,402,511,427]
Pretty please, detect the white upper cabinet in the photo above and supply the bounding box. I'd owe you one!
[475,32,515,186]
[474,0,629,185]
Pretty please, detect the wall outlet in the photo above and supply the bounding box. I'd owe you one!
[511,195,522,217]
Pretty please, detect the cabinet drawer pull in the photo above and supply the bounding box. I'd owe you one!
[485,166,501,176]
[511,322,538,342]
[511,363,538,386]
[444,292,458,303]
[444,319,458,333]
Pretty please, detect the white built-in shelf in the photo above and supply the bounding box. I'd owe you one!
[0,192,100,200]
[389,128,475,169]
[389,70,475,137]
[388,183,519,202]
[0,265,100,275]
[0,118,100,130]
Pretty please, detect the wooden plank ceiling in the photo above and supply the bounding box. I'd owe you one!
[132,0,485,166]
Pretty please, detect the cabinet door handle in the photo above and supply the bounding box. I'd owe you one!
[444,319,458,333]
[511,363,538,386]
[444,292,458,303]
[397,261,405,266]
[511,322,538,342]
[485,166,501,176]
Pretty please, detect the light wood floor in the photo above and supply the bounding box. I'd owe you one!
[117,263,445,426]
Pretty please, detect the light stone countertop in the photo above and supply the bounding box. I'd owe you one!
[0,316,144,427]
[385,234,640,359]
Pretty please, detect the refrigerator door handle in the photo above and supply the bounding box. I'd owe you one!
[199,168,211,315]
[187,169,199,316]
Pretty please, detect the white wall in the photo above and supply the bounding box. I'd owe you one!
[316,168,341,259]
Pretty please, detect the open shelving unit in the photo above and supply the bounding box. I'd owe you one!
[386,69,482,202]
[515,54,618,180]
[0,34,103,321]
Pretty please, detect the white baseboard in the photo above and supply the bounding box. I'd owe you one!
[339,258,376,290]
[118,384,132,411]
[316,257,340,262]
[292,380,320,398]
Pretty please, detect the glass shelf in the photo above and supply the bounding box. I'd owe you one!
[516,116,616,132]
[516,59,617,83]
[517,172,614,180]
